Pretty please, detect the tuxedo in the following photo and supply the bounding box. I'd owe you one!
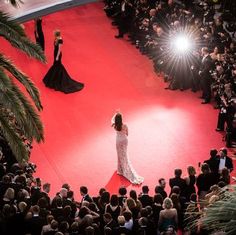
[219,156,234,172]
[25,215,45,235]
[81,194,93,204]
[114,226,131,235]
[199,54,213,102]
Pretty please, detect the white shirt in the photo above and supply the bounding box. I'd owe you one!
[219,157,226,172]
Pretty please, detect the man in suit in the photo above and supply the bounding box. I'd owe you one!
[114,215,131,235]
[155,178,167,199]
[199,47,214,104]
[169,169,186,197]
[138,185,153,207]
[218,148,234,173]
[25,205,45,235]
[80,186,93,205]
[115,0,134,38]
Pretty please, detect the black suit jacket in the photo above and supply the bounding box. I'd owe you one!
[169,177,186,196]
[225,156,234,172]
[204,157,220,174]
[200,54,213,79]
[138,194,153,207]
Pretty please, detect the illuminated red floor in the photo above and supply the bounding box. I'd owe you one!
[1,2,233,199]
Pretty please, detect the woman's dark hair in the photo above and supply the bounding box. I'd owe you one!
[110,195,119,206]
[114,113,122,131]
[129,190,137,201]
[100,191,110,204]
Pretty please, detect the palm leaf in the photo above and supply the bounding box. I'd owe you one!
[0,12,46,62]
[185,186,236,235]
[10,82,44,143]
[9,0,24,8]
[0,110,29,163]
[0,68,31,136]
[0,54,43,110]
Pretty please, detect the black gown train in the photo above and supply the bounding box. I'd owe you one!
[43,39,84,94]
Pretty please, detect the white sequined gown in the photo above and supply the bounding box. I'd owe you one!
[116,125,144,184]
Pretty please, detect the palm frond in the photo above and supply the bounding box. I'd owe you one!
[0,110,29,163]
[185,185,236,235]
[0,68,27,130]
[0,12,46,62]
[0,54,43,110]
[9,0,24,8]
[10,82,44,143]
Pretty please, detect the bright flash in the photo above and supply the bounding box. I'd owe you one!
[173,35,191,54]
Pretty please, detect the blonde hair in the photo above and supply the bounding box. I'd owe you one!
[163,197,173,209]
[187,166,196,176]
[126,198,136,210]
[4,188,15,200]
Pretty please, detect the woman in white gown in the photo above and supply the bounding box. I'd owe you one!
[112,112,144,184]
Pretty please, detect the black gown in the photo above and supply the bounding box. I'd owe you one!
[43,39,84,93]
[34,18,45,51]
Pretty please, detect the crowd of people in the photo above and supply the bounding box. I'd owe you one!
[104,0,236,147]
[0,145,234,235]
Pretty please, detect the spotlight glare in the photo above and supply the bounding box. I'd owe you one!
[173,35,191,54]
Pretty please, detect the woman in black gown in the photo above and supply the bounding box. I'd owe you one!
[43,30,84,93]
[34,18,45,51]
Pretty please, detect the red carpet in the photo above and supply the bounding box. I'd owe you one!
[1,2,234,199]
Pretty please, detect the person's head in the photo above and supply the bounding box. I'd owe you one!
[67,190,74,199]
[153,193,163,204]
[213,47,219,54]
[129,190,137,201]
[4,188,15,200]
[219,148,227,157]
[54,29,61,38]
[80,186,88,196]
[100,191,110,204]
[201,163,210,174]
[55,197,63,208]
[85,226,95,235]
[142,185,149,194]
[158,178,166,188]
[103,213,112,223]
[138,217,148,226]
[126,198,136,210]
[78,206,90,219]
[170,193,179,205]
[171,186,180,195]
[187,166,196,176]
[99,187,106,196]
[60,188,68,198]
[117,215,126,226]
[37,197,48,208]
[221,167,229,177]
[123,210,132,222]
[62,183,70,191]
[31,205,40,215]
[58,221,69,233]
[110,194,119,206]
[210,149,218,158]
[46,215,54,225]
[114,113,123,131]
[201,47,209,56]
[149,9,156,16]
[70,222,78,232]
[104,227,112,235]
[174,169,182,178]
[163,197,173,209]
[18,201,27,213]
[118,186,127,196]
